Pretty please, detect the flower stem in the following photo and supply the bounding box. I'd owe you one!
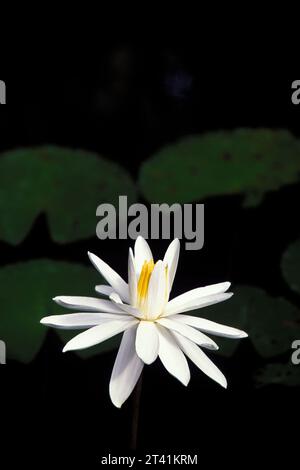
[130,374,143,451]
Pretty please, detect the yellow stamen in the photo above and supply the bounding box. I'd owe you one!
[164,264,169,303]
[137,259,155,305]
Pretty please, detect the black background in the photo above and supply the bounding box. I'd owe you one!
[0,45,299,467]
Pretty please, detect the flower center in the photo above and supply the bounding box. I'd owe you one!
[135,259,169,320]
[137,259,155,309]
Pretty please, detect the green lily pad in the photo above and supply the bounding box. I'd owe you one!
[0,146,137,245]
[281,239,300,295]
[255,363,300,386]
[192,286,300,358]
[0,259,119,363]
[139,129,300,206]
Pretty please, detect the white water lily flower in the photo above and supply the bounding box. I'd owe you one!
[41,237,247,408]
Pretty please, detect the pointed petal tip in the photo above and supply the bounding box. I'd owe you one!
[219,376,228,389]
[135,347,152,365]
[239,331,248,338]
[62,341,75,353]
[230,329,248,339]
[134,235,145,246]
[109,292,123,304]
[182,376,190,387]
[180,371,191,386]
[110,396,122,408]
[200,342,219,351]
[40,316,56,326]
[109,385,125,408]
[205,343,219,351]
[52,296,64,305]
[139,356,156,366]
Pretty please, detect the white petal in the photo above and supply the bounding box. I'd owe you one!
[109,326,144,408]
[88,251,130,303]
[135,321,159,364]
[134,236,153,275]
[157,325,190,386]
[170,314,248,339]
[128,248,137,305]
[95,285,114,296]
[163,238,180,294]
[109,299,143,319]
[147,260,168,319]
[157,317,218,350]
[40,312,128,329]
[62,318,138,352]
[109,292,123,303]
[166,282,231,311]
[53,296,125,314]
[172,331,227,388]
[118,305,143,319]
[109,292,144,320]
[164,291,233,317]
